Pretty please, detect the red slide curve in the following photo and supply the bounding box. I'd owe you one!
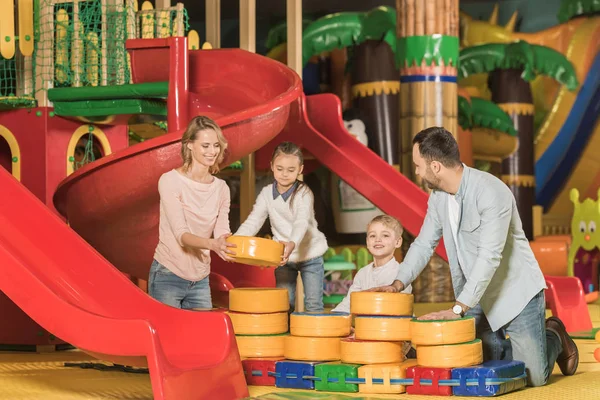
[0,168,246,400]
[2,44,303,400]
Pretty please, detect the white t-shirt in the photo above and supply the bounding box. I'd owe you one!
[447,193,468,276]
[332,258,413,314]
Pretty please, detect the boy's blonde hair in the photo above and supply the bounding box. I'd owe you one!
[367,215,404,238]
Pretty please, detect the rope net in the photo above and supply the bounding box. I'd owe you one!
[0,1,189,106]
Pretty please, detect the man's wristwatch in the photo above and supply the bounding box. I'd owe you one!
[452,304,465,317]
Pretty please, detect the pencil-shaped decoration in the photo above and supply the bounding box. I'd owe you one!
[397,0,459,184]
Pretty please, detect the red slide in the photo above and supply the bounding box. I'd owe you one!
[256,93,448,259]
[2,42,303,400]
[213,93,447,288]
[0,167,247,400]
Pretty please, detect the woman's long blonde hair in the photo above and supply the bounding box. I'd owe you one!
[181,116,228,174]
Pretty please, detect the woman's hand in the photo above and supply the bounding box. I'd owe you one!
[279,241,296,266]
[211,233,237,262]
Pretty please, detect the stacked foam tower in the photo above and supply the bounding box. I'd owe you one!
[407,314,482,395]
[277,311,353,390]
[407,314,529,396]
[228,288,290,385]
[230,288,529,395]
[349,292,419,394]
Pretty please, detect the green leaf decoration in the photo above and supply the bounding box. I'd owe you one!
[301,6,396,66]
[458,41,578,90]
[265,18,315,50]
[557,0,600,23]
[470,97,518,136]
[458,95,473,130]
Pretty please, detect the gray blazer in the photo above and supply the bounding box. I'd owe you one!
[397,166,546,331]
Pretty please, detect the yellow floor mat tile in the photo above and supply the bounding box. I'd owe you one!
[0,350,598,399]
[0,351,152,400]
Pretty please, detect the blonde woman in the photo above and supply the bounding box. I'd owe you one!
[150,116,236,309]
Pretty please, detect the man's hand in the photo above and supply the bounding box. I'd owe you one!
[367,280,405,293]
[417,308,461,321]
[279,241,296,266]
[211,233,237,262]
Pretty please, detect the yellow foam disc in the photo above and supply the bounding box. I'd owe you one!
[227,236,284,267]
[228,311,288,335]
[417,339,483,368]
[229,288,289,313]
[340,338,405,364]
[290,312,352,337]
[358,360,418,394]
[236,334,287,358]
[284,336,342,361]
[410,317,476,345]
[350,292,414,316]
[355,316,412,341]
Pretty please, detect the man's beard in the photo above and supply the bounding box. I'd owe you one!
[423,171,442,191]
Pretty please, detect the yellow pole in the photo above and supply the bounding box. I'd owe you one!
[286,0,305,312]
[239,0,257,230]
[205,0,221,48]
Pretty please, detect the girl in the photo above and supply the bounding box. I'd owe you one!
[150,116,236,310]
[235,142,328,312]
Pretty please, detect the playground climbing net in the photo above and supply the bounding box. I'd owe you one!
[0,0,189,106]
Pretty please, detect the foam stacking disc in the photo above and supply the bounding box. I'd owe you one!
[417,339,483,368]
[284,336,342,361]
[410,316,476,345]
[340,338,405,364]
[229,288,289,313]
[350,292,413,316]
[227,235,284,267]
[290,312,352,337]
[354,315,412,341]
[228,311,288,335]
[236,333,287,358]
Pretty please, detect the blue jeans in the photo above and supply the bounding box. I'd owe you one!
[275,256,324,312]
[148,259,212,310]
[466,290,562,387]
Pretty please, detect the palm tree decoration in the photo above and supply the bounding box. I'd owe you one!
[300,6,400,167]
[557,0,600,23]
[459,40,578,239]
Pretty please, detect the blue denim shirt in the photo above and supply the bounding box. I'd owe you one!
[397,166,546,331]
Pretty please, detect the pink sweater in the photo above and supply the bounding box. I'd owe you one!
[153,169,231,281]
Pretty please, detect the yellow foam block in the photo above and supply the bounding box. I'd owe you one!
[355,316,412,341]
[358,360,419,394]
[341,338,405,364]
[284,336,342,361]
[290,312,352,337]
[227,311,288,335]
[227,236,284,267]
[410,316,476,345]
[350,292,414,316]
[417,339,483,368]
[229,288,289,313]
[236,334,287,358]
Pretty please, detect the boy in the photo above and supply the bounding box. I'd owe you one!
[331,215,413,314]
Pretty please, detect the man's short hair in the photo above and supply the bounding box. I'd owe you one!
[413,126,461,168]
[367,215,404,238]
